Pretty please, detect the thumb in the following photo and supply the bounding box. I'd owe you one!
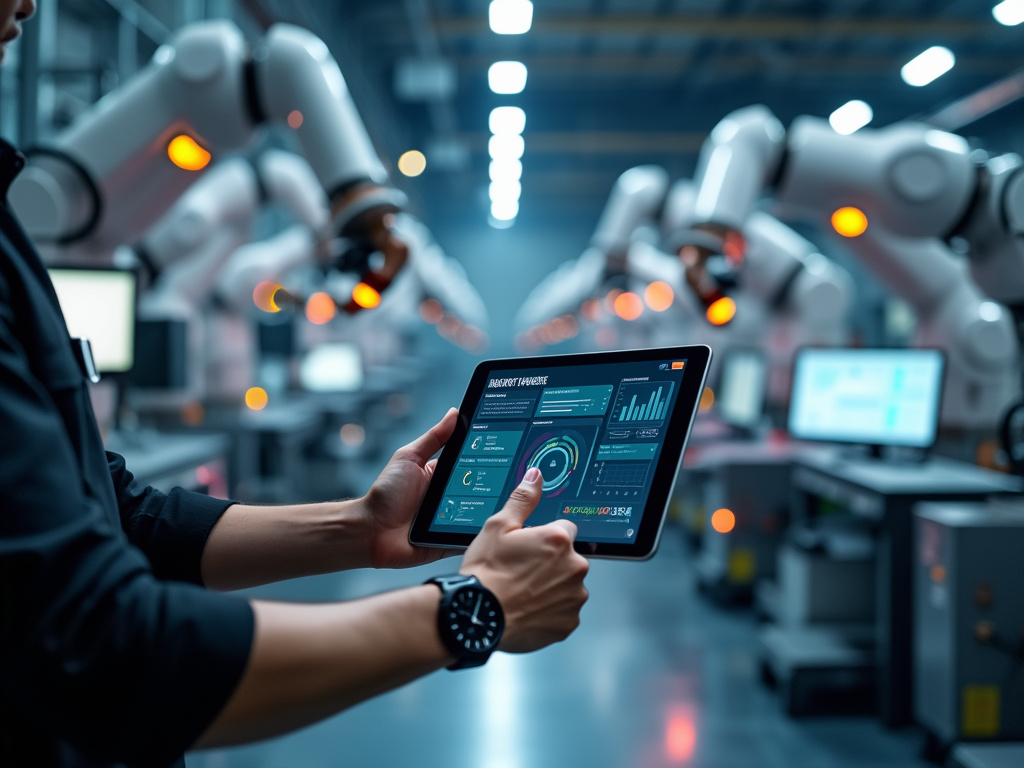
[396,407,458,465]
[495,467,543,528]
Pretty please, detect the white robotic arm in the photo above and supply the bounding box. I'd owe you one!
[688,105,1021,429]
[394,215,489,338]
[215,224,319,314]
[136,149,328,316]
[10,20,407,309]
[664,179,852,335]
[514,165,669,336]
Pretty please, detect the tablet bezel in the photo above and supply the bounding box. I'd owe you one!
[409,345,712,560]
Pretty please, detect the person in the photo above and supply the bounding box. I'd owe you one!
[0,2,590,766]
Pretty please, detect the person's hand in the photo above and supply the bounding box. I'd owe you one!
[460,468,590,653]
[361,408,459,569]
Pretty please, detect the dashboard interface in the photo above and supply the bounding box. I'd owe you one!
[428,357,691,544]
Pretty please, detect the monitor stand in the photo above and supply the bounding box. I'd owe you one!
[834,443,929,465]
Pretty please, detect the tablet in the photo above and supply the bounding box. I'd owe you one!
[410,345,712,559]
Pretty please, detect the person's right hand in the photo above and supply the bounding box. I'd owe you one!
[459,467,590,653]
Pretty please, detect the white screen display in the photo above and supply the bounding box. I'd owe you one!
[717,350,767,429]
[789,349,944,447]
[299,343,364,392]
[49,269,136,373]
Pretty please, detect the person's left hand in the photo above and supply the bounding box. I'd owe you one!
[361,408,460,568]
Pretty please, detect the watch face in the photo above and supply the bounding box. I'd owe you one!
[446,587,501,654]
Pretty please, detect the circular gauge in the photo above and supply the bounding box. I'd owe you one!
[526,435,581,494]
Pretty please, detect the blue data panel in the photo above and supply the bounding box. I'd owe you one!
[613,381,674,425]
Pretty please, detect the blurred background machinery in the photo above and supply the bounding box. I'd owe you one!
[4,2,1024,767]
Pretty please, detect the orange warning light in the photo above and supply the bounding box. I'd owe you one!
[831,206,868,238]
[245,387,269,411]
[352,282,382,309]
[181,401,205,426]
[614,291,644,321]
[665,711,697,762]
[645,281,675,312]
[253,281,283,313]
[167,134,212,171]
[706,297,736,326]
[305,292,337,325]
[711,508,736,534]
[287,110,304,129]
[699,386,715,411]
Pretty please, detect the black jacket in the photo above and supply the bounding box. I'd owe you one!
[0,139,253,767]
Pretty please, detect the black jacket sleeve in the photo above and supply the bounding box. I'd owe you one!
[0,277,254,767]
[108,452,236,585]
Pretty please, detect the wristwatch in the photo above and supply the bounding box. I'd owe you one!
[425,574,505,670]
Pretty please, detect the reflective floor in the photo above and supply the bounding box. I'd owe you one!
[189,532,932,768]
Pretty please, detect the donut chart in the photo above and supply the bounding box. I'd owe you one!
[522,433,584,495]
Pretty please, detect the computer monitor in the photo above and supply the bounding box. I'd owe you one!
[788,348,945,449]
[716,348,768,431]
[48,267,137,375]
[299,343,364,393]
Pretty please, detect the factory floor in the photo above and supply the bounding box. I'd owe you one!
[189,530,932,768]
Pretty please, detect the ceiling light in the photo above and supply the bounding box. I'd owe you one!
[489,0,533,35]
[993,0,1024,25]
[488,134,525,160]
[491,199,519,221]
[488,61,528,94]
[397,150,427,177]
[489,179,522,203]
[901,46,956,87]
[489,158,523,181]
[489,106,526,135]
[828,100,873,135]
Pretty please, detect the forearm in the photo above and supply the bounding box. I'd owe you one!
[195,585,451,747]
[200,499,373,591]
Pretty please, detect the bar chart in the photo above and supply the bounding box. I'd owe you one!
[612,381,674,424]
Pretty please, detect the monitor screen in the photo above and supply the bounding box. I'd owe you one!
[717,349,767,430]
[788,348,944,448]
[299,343,364,393]
[48,268,137,374]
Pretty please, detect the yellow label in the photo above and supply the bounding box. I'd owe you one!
[728,548,756,584]
[962,686,1000,737]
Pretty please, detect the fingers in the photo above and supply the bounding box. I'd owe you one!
[396,408,458,465]
[425,458,438,478]
[491,467,543,529]
[547,518,579,543]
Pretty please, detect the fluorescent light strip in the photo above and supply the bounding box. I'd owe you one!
[489,106,526,135]
[901,46,956,87]
[829,100,873,135]
[489,0,533,35]
[489,61,528,95]
[993,0,1024,26]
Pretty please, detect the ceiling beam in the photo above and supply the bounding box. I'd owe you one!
[435,15,1005,41]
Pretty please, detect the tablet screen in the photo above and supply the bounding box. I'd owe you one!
[411,346,711,559]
